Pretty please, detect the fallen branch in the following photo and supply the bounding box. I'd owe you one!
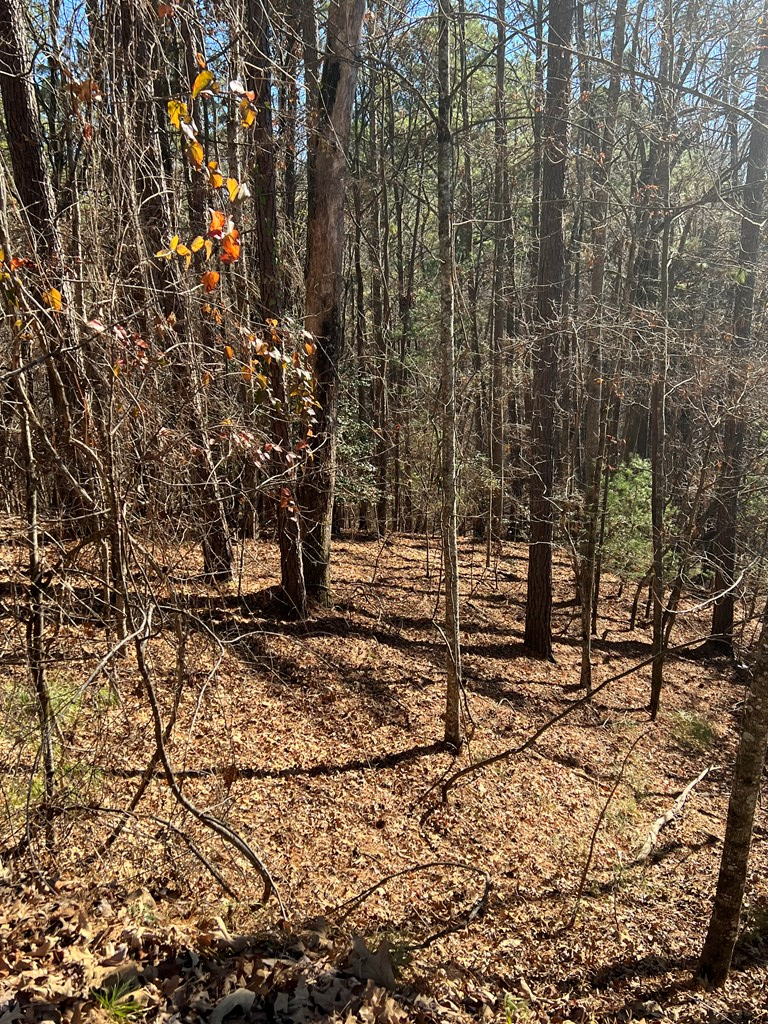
[134,607,285,917]
[632,765,716,864]
[431,630,722,808]
[566,729,649,930]
[60,803,237,898]
[329,860,491,951]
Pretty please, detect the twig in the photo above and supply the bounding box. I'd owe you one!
[60,803,237,897]
[329,859,491,951]
[631,765,716,864]
[134,607,286,917]
[565,730,648,930]
[430,630,723,808]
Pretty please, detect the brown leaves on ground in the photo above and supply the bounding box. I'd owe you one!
[1,536,768,1022]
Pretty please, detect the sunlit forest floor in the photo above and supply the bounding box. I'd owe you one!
[1,535,767,1022]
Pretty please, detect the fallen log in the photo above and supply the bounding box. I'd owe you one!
[633,765,716,864]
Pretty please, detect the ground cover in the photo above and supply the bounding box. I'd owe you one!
[1,536,766,1022]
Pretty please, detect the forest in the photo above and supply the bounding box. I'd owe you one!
[2,0,768,1019]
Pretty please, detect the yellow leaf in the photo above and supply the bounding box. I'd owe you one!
[155,248,173,260]
[190,235,205,252]
[187,140,204,169]
[196,51,207,69]
[204,239,213,260]
[192,69,214,99]
[304,341,315,355]
[167,99,189,129]
[240,100,255,129]
[170,235,180,251]
[207,166,224,188]
[43,288,62,310]
[175,243,191,256]
[226,177,239,202]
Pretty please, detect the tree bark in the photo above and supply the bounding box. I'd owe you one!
[437,0,462,748]
[524,0,573,660]
[707,13,768,656]
[301,0,367,603]
[696,602,768,985]
[244,0,307,615]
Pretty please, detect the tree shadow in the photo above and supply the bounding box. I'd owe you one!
[78,739,448,782]
[590,952,697,990]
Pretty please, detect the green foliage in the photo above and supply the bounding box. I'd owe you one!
[603,456,654,580]
[503,992,533,1023]
[669,711,717,753]
[740,896,768,947]
[91,977,145,1021]
[335,390,379,508]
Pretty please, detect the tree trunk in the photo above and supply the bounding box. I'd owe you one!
[244,0,307,614]
[707,14,768,656]
[578,0,626,693]
[696,602,768,985]
[301,0,367,603]
[437,0,462,748]
[524,0,573,660]
[489,0,508,541]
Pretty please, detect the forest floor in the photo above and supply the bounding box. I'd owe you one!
[1,534,767,1024]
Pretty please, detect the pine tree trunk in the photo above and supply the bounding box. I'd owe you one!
[437,0,462,748]
[524,0,573,660]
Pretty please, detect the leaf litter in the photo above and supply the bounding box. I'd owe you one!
[1,536,767,1023]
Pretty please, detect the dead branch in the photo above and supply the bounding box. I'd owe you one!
[134,607,286,917]
[329,859,491,950]
[431,630,723,808]
[566,729,649,930]
[61,803,237,897]
[632,765,716,864]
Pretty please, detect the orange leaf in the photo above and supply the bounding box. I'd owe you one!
[239,98,255,129]
[157,2,173,16]
[207,209,226,239]
[201,270,220,292]
[187,140,204,168]
[221,229,241,264]
[224,345,235,360]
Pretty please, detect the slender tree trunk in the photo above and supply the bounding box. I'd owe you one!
[301,0,367,603]
[524,0,573,660]
[489,0,508,541]
[696,602,768,985]
[437,0,462,748]
[649,0,673,718]
[244,0,307,614]
[707,14,768,656]
[578,0,626,693]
